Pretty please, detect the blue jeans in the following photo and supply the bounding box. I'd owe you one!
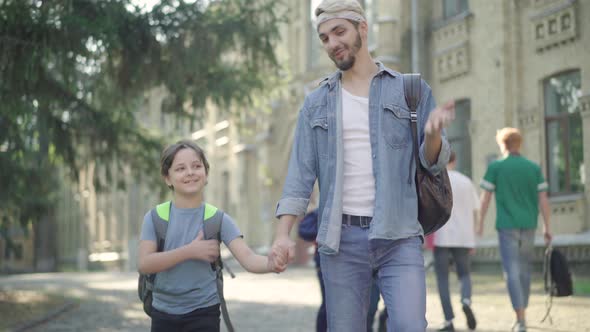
[498,229,535,310]
[314,250,328,332]
[433,247,472,321]
[367,281,381,331]
[320,225,427,332]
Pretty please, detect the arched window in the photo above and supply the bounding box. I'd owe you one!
[544,70,584,195]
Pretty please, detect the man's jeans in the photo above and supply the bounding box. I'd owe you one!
[320,225,427,332]
[433,247,472,321]
[498,228,535,310]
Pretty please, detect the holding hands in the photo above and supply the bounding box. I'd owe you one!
[268,236,295,273]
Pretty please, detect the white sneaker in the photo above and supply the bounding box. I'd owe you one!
[512,321,526,332]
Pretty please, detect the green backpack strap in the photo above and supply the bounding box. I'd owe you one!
[140,201,171,309]
[151,201,171,251]
[203,203,234,332]
[203,203,222,240]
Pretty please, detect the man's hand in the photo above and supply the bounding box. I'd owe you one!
[188,230,220,263]
[544,230,552,246]
[267,254,286,273]
[270,236,295,272]
[475,220,484,237]
[425,100,455,136]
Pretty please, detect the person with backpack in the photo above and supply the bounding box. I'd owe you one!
[268,1,455,330]
[433,151,479,331]
[478,128,552,332]
[138,140,279,332]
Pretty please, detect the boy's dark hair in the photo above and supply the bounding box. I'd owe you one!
[160,140,210,178]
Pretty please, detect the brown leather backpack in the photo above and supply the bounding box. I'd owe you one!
[402,73,453,235]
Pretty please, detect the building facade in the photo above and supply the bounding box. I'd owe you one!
[4,0,587,272]
[200,0,590,262]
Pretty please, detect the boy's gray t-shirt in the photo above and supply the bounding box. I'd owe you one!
[140,202,241,315]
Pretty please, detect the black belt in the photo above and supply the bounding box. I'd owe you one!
[342,214,372,228]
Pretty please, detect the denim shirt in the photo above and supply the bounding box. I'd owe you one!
[276,62,450,255]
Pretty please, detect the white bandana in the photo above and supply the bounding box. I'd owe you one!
[316,10,366,31]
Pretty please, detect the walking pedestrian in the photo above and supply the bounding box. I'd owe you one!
[433,151,478,331]
[269,0,454,330]
[138,140,280,332]
[478,128,552,332]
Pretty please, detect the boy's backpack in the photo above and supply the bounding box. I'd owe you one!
[402,73,453,235]
[137,201,235,332]
[541,246,573,323]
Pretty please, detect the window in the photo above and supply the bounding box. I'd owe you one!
[443,0,468,20]
[544,71,584,195]
[447,100,472,178]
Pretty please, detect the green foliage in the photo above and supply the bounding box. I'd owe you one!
[0,0,284,237]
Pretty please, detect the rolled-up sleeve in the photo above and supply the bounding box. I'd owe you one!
[417,83,451,175]
[419,137,450,175]
[275,105,318,218]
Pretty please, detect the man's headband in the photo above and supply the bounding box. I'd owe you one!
[316,10,366,31]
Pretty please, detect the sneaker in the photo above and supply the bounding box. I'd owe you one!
[462,304,477,330]
[437,321,455,332]
[512,321,526,332]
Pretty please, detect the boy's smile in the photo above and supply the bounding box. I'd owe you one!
[165,148,208,195]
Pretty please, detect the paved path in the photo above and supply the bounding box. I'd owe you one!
[1,260,589,331]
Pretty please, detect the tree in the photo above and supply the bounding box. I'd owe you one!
[0,0,284,269]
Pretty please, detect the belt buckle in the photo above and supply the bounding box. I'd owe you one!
[360,216,367,228]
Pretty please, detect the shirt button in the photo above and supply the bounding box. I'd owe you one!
[372,154,376,159]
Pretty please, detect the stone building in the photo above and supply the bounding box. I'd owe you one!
[200,0,590,263]
[4,0,587,272]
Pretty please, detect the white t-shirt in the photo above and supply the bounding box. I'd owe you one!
[434,170,480,248]
[341,88,375,217]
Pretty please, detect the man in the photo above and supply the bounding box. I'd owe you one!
[478,127,552,332]
[269,0,454,331]
[433,151,478,331]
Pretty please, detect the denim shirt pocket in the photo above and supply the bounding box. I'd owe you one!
[382,103,411,149]
[310,116,329,159]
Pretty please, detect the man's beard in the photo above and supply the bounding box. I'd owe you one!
[330,33,362,71]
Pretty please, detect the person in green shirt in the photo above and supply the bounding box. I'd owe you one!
[477,127,551,332]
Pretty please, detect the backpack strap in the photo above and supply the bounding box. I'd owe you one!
[541,245,554,323]
[402,73,422,185]
[203,203,235,332]
[151,201,171,251]
[203,203,222,241]
[143,201,171,294]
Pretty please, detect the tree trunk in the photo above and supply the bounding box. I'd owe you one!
[33,104,57,272]
[33,212,57,272]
